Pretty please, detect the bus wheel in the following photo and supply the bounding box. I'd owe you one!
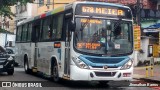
[24,59,30,74]
[52,62,59,82]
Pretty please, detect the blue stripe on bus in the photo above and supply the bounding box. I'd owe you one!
[79,55,130,68]
[46,12,51,16]
[57,49,61,60]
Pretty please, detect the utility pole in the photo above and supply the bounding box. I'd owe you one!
[134,0,142,66]
[136,0,142,26]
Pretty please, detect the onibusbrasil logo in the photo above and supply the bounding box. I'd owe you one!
[1,82,42,87]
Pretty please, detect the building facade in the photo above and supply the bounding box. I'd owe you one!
[36,0,76,15]
[5,0,158,33]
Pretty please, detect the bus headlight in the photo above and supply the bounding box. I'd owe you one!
[72,57,89,69]
[121,60,133,70]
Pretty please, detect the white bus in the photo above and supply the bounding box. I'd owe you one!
[15,1,134,84]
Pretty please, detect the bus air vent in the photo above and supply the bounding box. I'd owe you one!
[94,72,116,77]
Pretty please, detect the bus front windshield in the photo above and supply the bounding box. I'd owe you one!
[74,18,133,56]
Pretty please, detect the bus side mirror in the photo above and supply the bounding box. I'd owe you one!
[69,21,76,32]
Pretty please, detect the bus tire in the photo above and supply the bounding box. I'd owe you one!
[24,57,30,74]
[52,61,59,82]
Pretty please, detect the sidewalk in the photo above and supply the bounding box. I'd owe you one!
[133,65,160,83]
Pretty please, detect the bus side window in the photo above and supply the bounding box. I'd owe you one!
[42,16,52,40]
[56,14,63,39]
[16,26,22,42]
[52,14,63,40]
[32,20,41,42]
[52,16,57,39]
[27,23,32,41]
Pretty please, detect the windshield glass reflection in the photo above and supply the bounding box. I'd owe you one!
[74,18,133,56]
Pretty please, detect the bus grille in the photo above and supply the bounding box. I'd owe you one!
[94,72,116,77]
[91,66,118,68]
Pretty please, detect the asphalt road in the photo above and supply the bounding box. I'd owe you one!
[0,67,156,90]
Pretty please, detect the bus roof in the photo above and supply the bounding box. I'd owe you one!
[17,1,130,26]
[17,6,65,26]
[73,1,130,9]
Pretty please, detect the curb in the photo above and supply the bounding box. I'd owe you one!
[134,78,160,84]
[140,78,160,84]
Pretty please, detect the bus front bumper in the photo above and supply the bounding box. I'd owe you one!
[70,65,133,81]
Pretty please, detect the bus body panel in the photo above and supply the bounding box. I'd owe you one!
[34,42,66,76]
[70,65,133,81]
[15,43,35,68]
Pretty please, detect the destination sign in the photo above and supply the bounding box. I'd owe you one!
[77,42,101,50]
[82,6,124,16]
[76,4,132,19]
[81,18,102,24]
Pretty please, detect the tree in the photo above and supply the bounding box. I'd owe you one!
[0,0,33,19]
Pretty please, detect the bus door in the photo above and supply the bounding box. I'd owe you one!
[32,20,41,71]
[64,17,72,76]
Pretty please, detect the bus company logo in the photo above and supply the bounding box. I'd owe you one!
[103,65,108,70]
[2,82,12,87]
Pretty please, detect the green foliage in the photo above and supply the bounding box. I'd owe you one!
[0,0,33,19]
[0,28,13,34]
[0,6,14,19]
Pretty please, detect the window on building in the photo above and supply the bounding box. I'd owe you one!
[22,4,27,12]
[47,0,50,9]
[47,0,50,4]
[15,6,18,14]
[39,0,44,7]
[15,4,27,14]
